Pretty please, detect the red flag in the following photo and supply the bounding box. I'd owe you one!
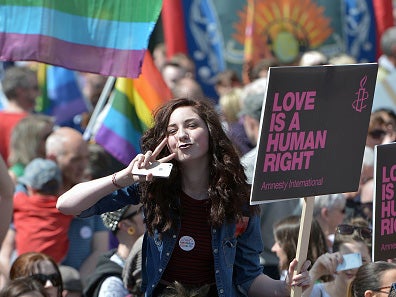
[372,0,394,59]
[161,0,188,57]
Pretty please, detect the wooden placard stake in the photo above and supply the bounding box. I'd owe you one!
[290,196,315,297]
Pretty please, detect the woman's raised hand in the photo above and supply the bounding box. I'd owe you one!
[126,138,176,182]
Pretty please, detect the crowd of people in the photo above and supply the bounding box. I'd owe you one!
[1,23,396,297]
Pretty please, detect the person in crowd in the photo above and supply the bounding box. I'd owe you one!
[366,111,389,150]
[0,115,55,277]
[214,69,243,98]
[250,57,279,81]
[78,72,108,131]
[82,143,114,182]
[359,180,375,227]
[10,252,63,297]
[168,53,196,79]
[313,193,347,251]
[45,127,109,283]
[83,142,121,250]
[171,77,204,100]
[0,156,13,247]
[328,53,357,65]
[153,43,167,72]
[218,88,253,157]
[59,265,83,297]
[371,108,396,144]
[348,261,396,297]
[239,92,265,180]
[0,277,49,297]
[84,204,145,297]
[298,50,328,66]
[0,156,14,288]
[343,145,375,223]
[160,61,187,91]
[57,97,311,297]
[7,114,54,182]
[13,158,72,263]
[45,127,89,194]
[241,77,267,100]
[271,215,328,280]
[377,26,396,83]
[122,234,144,297]
[0,66,39,164]
[239,92,301,279]
[336,219,373,255]
[302,226,372,297]
[357,110,393,226]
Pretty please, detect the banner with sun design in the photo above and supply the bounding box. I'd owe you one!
[213,0,393,71]
[233,0,334,64]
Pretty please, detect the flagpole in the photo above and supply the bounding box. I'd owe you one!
[83,76,116,141]
[242,0,255,84]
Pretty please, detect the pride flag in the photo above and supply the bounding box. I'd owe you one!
[0,0,163,78]
[36,64,88,126]
[94,51,172,165]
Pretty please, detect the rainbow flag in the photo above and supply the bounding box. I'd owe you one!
[0,0,163,78]
[95,51,172,165]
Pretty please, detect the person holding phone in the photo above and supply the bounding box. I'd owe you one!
[302,235,371,297]
[57,97,311,297]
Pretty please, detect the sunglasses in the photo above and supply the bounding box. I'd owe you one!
[336,224,372,239]
[374,282,396,297]
[369,129,387,139]
[30,273,62,287]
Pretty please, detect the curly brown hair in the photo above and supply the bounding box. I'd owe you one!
[140,98,257,235]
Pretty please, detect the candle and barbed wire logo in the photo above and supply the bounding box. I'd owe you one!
[352,75,369,112]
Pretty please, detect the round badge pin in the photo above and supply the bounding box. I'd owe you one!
[179,235,195,251]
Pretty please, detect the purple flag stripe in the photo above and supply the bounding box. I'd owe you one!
[95,125,139,165]
[0,33,145,77]
[52,98,88,125]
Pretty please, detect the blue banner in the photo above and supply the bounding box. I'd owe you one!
[182,0,226,100]
[343,0,377,62]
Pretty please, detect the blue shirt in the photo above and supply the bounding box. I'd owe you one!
[80,184,264,297]
[62,215,108,269]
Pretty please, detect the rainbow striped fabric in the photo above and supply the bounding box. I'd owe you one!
[95,51,172,165]
[0,0,163,78]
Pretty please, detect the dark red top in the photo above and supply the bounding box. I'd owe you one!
[162,192,215,285]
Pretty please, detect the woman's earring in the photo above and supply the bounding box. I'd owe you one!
[127,227,135,235]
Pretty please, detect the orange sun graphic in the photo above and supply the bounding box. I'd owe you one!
[233,0,333,64]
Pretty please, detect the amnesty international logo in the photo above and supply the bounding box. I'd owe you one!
[352,76,369,113]
[233,0,332,64]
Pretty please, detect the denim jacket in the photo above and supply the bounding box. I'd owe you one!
[80,184,264,297]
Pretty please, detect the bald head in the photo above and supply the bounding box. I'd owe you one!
[46,127,84,156]
[46,127,89,191]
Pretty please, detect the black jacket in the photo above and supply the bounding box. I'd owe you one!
[83,249,123,297]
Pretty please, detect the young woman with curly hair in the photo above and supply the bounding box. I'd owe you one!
[57,97,311,297]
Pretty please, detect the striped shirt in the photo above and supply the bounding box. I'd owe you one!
[162,192,215,285]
